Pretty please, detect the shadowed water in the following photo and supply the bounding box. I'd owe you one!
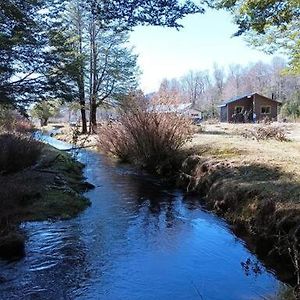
[0,135,284,299]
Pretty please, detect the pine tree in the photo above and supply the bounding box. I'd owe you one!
[0,0,45,106]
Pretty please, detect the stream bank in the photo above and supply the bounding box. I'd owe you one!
[178,154,300,288]
[0,141,92,260]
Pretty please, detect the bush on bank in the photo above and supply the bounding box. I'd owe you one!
[98,97,194,175]
[0,107,34,134]
[0,134,43,174]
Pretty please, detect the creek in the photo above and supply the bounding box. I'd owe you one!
[0,135,285,300]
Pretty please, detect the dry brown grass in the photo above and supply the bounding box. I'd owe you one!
[189,122,300,182]
[0,134,43,174]
[181,122,300,287]
[242,124,288,141]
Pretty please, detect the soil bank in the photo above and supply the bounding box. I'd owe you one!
[0,143,93,260]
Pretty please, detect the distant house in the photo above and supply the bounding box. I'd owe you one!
[219,93,281,123]
[185,107,202,124]
[149,102,202,123]
[149,102,192,114]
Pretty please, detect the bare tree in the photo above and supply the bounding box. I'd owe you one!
[153,79,184,105]
[156,58,300,118]
[228,64,243,95]
[181,70,211,107]
[211,63,225,116]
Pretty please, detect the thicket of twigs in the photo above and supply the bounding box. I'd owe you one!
[0,134,42,175]
[0,107,42,174]
[98,97,193,174]
[242,124,288,142]
[0,109,34,134]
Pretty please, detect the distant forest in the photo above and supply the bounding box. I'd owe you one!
[154,58,300,117]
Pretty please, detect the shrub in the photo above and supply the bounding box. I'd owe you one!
[0,134,43,174]
[98,98,193,174]
[242,125,288,142]
[0,108,34,134]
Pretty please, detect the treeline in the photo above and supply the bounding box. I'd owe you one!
[0,0,202,132]
[1,0,299,130]
[154,58,300,118]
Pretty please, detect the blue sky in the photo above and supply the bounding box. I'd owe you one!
[129,9,276,93]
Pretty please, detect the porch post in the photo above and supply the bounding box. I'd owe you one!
[227,105,229,122]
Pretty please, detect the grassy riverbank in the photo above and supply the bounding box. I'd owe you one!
[180,123,300,286]
[0,141,91,259]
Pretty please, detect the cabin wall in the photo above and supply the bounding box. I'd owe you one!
[220,106,228,122]
[220,94,279,123]
[227,97,253,122]
[253,94,278,121]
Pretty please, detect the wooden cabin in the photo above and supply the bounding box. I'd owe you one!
[219,93,281,123]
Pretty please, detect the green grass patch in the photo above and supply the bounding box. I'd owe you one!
[29,188,90,221]
[0,143,93,259]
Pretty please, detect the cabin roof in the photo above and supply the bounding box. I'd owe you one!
[219,92,281,107]
[187,107,202,114]
[148,102,192,112]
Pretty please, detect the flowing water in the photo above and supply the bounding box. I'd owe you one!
[0,136,285,299]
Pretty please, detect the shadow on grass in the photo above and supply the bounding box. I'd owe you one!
[197,129,231,136]
[228,163,300,205]
[185,144,247,159]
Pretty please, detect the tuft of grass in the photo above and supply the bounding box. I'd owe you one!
[29,189,90,221]
[0,134,43,174]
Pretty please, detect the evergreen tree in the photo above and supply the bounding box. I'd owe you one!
[0,0,45,106]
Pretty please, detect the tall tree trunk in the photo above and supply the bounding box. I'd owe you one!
[90,97,97,133]
[80,100,87,133]
[77,3,87,134]
[89,5,98,133]
[79,64,87,133]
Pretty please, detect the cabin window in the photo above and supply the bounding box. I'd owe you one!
[235,106,243,113]
[261,106,271,114]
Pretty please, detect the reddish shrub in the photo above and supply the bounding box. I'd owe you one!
[0,109,34,134]
[98,100,193,174]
